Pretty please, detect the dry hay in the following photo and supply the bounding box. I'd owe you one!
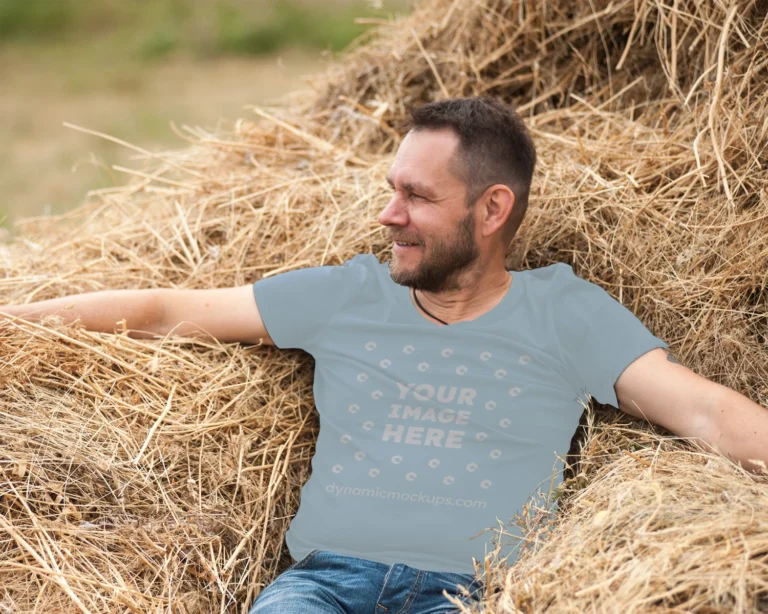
[1,0,767,612]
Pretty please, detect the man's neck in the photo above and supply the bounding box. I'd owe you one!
[410,272,512,324]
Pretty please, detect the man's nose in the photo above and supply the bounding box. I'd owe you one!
[378,194,406,226]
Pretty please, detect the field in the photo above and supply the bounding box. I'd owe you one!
[0,0,411,230]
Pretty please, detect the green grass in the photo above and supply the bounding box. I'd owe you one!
[0,1,76,41]
[213,1,374,56]
[0,0,406,59]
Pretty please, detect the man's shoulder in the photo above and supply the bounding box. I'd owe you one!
[521,262,610,306]
[520,261,570,283]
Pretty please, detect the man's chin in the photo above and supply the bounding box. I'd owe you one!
[388,269,419,288]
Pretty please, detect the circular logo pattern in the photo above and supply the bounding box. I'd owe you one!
[443,476,454,485]
[379,359,391,369]
[485,400,496,411]
[405,472,417,481]
[340,434,351,444]
[355,451,366,460]
[475,432,488,441]
[456,365,468,375]
[391,455,403,464]
[466,463,478,472]
[417,362,430,372]
[490,449,502,459]
[508,386,521,397]
[441,348,453,358]
[403,345,415,354]
[499,418,511,428]
[494,369,506,379]
[369,468,379,477]
[348,404,360,414]
[371,390,383,400]
[428,458,440,468]
[519,354,531,364]
[480,479,492,489]
[480,351,492,361]
[356,373,368,383]
[332,464,343,474]
[365,341,377,351]
[362,421,374,431]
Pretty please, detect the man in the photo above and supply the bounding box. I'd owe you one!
[2,97,766,614]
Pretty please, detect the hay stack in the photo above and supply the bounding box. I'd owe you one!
[1,0,767,611]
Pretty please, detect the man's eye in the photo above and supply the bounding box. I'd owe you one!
[386,185,425,200]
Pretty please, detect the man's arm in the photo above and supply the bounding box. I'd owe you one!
[704,384,768,475]
[0,290,163,339]
[0,286,274,345]
[615,348,768,475]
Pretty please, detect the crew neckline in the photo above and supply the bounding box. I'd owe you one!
[385,261,526,328]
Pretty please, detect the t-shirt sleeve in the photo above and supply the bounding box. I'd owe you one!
[552,263,669,408]
[252,254,369,351]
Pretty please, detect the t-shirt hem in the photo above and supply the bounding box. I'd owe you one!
[288,535,479,575]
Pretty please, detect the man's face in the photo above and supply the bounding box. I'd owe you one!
[378,128,480,293]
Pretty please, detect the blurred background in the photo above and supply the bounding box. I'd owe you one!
[0,0,412,231]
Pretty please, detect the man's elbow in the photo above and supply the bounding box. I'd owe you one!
[126,289,167,339]
[697,386,768,475]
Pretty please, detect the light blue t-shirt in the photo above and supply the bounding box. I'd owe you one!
[252,253,668,574]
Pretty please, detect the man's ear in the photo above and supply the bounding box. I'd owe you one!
[482,185,515,239]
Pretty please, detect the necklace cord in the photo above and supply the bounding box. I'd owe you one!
[413,289,449,325]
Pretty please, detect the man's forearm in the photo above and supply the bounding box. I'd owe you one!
[703,386,768,475]
[0,290,163,338]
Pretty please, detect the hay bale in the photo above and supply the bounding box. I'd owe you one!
[1,0,767,611]
[479,407,768,612]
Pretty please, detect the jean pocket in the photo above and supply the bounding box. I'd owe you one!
[286,549,320,571]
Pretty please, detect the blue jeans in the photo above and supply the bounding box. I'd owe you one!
[248,549,485,613]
